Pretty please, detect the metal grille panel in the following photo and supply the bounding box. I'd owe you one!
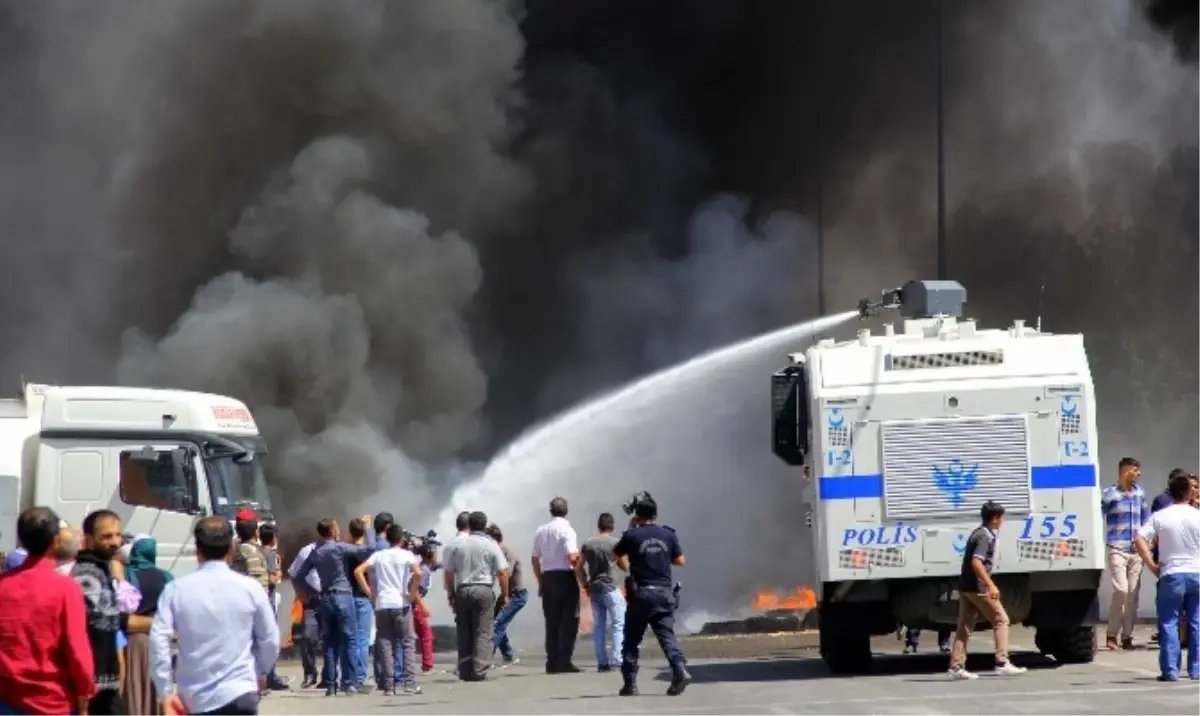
[1060,414,1081,434]
[1018,538,1087,561]
[838,546,905,570]
[828,426,850,447]
[881,416,1032,519]
[889,351,1004,370]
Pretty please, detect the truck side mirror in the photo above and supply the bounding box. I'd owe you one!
[169,448,194,488]
[168,448,200,513]
[772,366,810,466]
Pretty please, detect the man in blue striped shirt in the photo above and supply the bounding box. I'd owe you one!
[1101,457,1150,650]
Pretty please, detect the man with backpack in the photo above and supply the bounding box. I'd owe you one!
[232,515,270,594]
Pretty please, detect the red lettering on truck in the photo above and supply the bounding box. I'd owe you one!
[211,406,253,423]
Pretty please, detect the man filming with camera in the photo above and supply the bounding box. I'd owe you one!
[612,492,691,697]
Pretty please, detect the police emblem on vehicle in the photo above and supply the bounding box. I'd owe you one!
[933,459,979,508]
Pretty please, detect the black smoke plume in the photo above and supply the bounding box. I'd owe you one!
[0,0,1194,612]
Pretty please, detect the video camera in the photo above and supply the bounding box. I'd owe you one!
[403,529,441,559]
[622,490,656,516]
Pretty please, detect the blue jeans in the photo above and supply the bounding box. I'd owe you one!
[493,590,528,661]
[592,589,627,667]
[1157,572,1200,680]
[353,596,373,686]
[320,593,359,690]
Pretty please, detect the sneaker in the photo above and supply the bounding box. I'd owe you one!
[1105,635,1120,650]
[1121,637,1136,650]
[501,657,520,667]
[903,644,917,654]
[948,667,978,681]
[994,662,1027,676]
[597,664,613,672]
[401,685,423,695]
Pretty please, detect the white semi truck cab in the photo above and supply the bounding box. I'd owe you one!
[772,280,1102,673]
[0,383,273,576]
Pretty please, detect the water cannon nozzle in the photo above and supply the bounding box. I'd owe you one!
[856,287,903,320]
[857,280,966,320]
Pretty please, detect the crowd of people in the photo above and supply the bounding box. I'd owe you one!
[0,507,282,716]
[0,489,689,715]
[283,494,688,699]
[942,461,1199,683]
[1121,464,1200,681]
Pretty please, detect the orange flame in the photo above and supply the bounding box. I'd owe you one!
[751,586,817,611]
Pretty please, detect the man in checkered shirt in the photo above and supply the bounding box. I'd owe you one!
[1100,457,1150,650]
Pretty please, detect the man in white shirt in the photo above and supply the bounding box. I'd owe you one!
[441,512,472,608]
[353,524,425,696]
[531,496,582,674]
[151,517,279,715]
[1134,472,1200,682]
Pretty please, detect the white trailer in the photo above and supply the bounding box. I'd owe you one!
[772,281,1102,673]
[0,383,274,575]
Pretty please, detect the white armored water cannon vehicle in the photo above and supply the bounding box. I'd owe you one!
[772,280,1102,673]
[0,382,274,575]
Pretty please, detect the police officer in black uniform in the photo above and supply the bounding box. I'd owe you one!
[612,493,691,696]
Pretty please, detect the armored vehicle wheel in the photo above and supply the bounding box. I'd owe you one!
[1036,626,1096,664]
[818,603,873,674]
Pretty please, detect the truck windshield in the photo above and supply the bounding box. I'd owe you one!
[205,436,273,519]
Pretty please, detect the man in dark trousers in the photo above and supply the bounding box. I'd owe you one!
[74,509,153,715]
[286,535,324,690]
[531,497,581,674]
[443,511,509,681]
[613,495,691,697]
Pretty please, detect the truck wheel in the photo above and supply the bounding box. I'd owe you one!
[1036,626,1096,664]
[818,604,873,674]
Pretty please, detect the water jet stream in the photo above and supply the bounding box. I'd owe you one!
[436,310,858,627]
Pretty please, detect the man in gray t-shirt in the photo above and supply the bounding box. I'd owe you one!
[576,513,629,670]
[444,512,509,681]
[948,500,1025,680]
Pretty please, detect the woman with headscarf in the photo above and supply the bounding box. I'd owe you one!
[124,535,173,715]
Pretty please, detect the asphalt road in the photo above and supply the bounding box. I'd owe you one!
[261,625,1198,715]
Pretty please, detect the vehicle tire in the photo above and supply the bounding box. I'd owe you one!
[1036,626,1096,664]
[819,604,873,674]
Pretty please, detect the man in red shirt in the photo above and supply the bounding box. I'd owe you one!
[0,506,96,715]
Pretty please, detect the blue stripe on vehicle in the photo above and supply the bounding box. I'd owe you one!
[818,474,883,500]
[1030,464,1097,489]
[818,464,1098,500]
